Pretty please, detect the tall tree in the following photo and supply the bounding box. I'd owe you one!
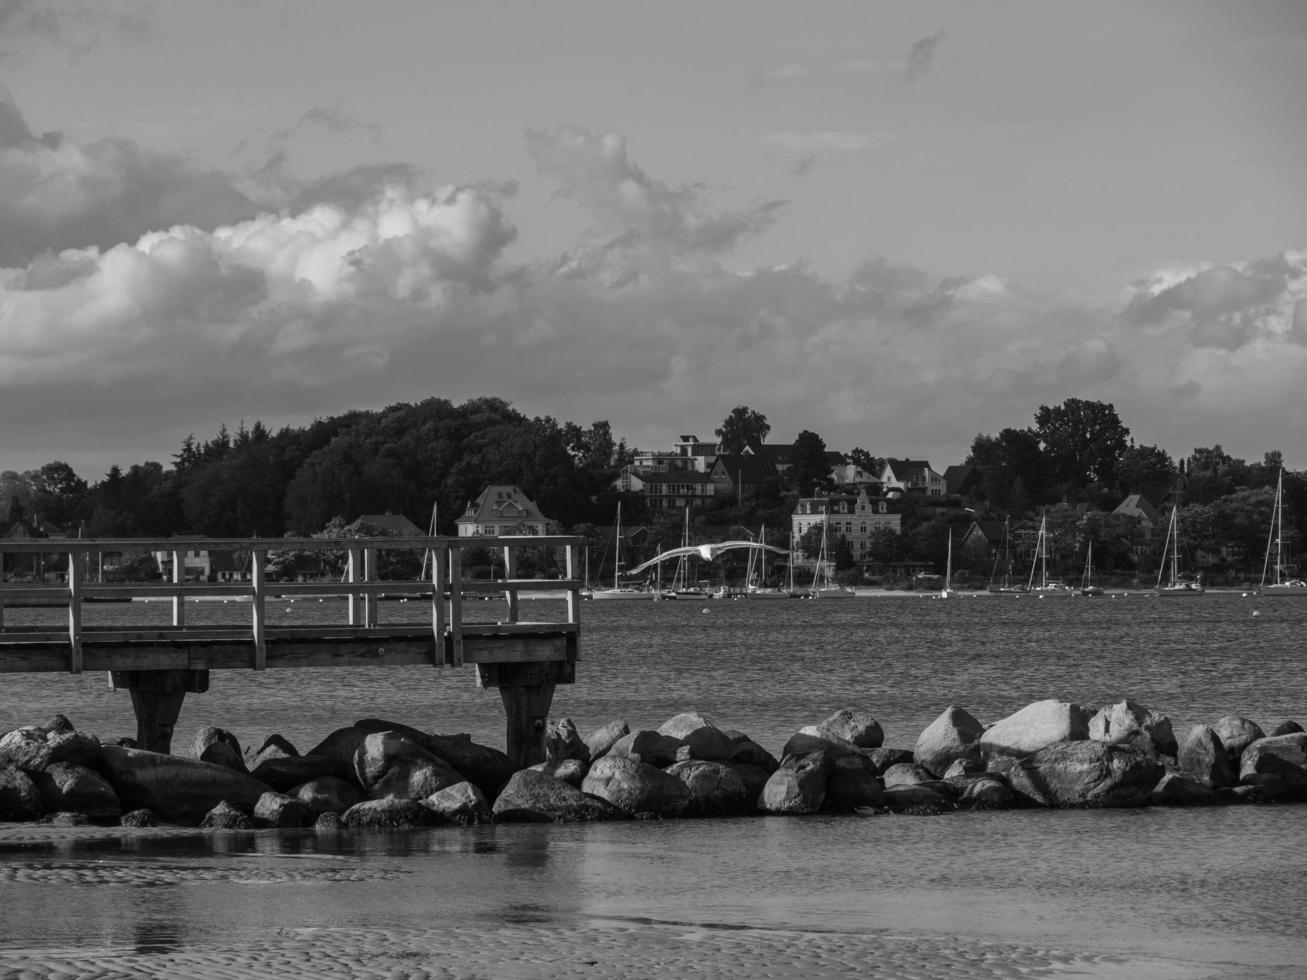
[714,406,770,454]
[787,430,830,495]
[1034,398,1130,491]
[967,427,1047,510]
[1116,443,1177,500]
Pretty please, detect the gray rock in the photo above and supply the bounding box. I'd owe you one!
[1211,716,1265,768]
[955,774,1017,810]
[941,758,986,779]
[315,811,343,830]
[979,699,1090,761]
[253,791,315,828]
[815,708,884,749]
[1267,720,1304,737]
[340,798,439,828]
[192,727,246,772]
[1151,772,1225,807]
[915,705,985,778]
[882,762,937,788]
[608,730,685,768]
[245,733,299,771]
[353,720,515,800]
[34,763,121,820]
[43,811,90,826]
[120,808,155,827]
[825,752,884,811]
[292,776,365,815]
[866,747,915,775]
[424,781,491,824]
[1177,725,1236,788]
[96,745,272,824]
[492,769,617,823]
[758,751,833,815]
[200,800,254,830]
[528,758,588,787]
[658,712,736,762]
[1006,741,1163,808]
[583,720,630,762]
[1089,701,1177,758]
[0,765,43,820]
[780,731,861,760]
[306,726,371,783]
[250,754,338,792]
[722,762,770,805]
[724,732,779,774]
[545,718,591,765]
[666,760,751,817]
[1239,733,1307,798]
[42,715,76,737]
[582,754,690,818]
[352,731,464,800]
[0,728,50,772]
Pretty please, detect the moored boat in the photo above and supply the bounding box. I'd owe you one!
[1259,468,1307,597]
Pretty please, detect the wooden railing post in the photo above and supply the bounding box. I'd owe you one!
[171,548,185,628]
[431,538,446,663]
[347,546,362,625]
[67,548,84,674]
[449,545,463,666]
[566,544,579,636]
[363,546,377,628]
[503,542,519,624]
[251,547,267,669]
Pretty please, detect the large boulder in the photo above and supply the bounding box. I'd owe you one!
[424,781,492,824]
[825,752,884,811]
[351,731,465,800]
[491,770,616,823]
[724,731,779,774]
[1005,741,1164,808]
[781,731,862,761]
[1089,701,1177,758]
[192,727,246,772]
[758,751,834,815]
[253,791,315,828]
[867,747,915,775]
[723,762,771,806]
[353,720,515,799]
[1239,733,1307,798]
[955,774,1018,810]
[882,783,954,815]
[979,700,1089,761]
[1268,720,1304,737]
[244,734,299,771]
[341,798,440,829]
[608,731,685,768]
[0,765,43,820]
[582,754,690,819]
[528,758,588,787]
[34,763,121,820]
[914,706,985,778]
[882,762,938,788]
[291,776,365,815]
[250,754,339,792]
[583,720,630,762]
[544,718,591,765]
[200,800,254,830]
[306,727,371,782]
[96,745,272,823]
[0,728,50,771]
[1177,725,1236,788]
[814,708,884,749]
[659,712,736,762]
[1211,716,1265,768]
[666,760,751,817]
[1151,772,1225,807]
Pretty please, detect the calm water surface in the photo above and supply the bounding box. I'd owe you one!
[2,592,1305,975]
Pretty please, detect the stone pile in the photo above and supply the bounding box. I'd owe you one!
[1,698,1304,829]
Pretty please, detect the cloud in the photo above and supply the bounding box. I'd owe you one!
[0,88,260,266]
[906,30,947,82]
[525,125,785,281]
[761,131,895,153]
[0,0,147,62]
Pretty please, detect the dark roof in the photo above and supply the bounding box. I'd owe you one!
[713,454,779,481]
[355,513,427,536]
[884,458,936,480]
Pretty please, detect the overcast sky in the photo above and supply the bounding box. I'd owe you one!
[2,0,1305,481]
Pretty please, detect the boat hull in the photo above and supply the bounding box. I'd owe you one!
[1154,586,1206,597]
[1258,583,1307,597]
[590,589,657,601]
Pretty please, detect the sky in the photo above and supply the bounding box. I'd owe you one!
[1,0,1305,482]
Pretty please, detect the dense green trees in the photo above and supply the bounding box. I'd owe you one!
[714,406,771,455]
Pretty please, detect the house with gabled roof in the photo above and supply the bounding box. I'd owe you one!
[792,489,902,566]
[456,485,553,537]
[616,468,717,510]
[710,454,780,501]
[1113,493,1161,534]
[877,458,946,497]
[354,513,426,537]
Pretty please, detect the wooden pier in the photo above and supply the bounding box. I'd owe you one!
[0,535,581,767]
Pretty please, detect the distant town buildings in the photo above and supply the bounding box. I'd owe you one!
[456,485,553,537]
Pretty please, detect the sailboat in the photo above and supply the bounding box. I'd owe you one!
[667,507,710,599]
[746,525,789,599]
[590,504,656,600]
[1154,506,1205,597]
[936,533,958,599]
[807,513,855,599]
[1027,511,1073,596]
[988,517,1028,594]
[1259,469,1307,597]
[1079,542,1103,596]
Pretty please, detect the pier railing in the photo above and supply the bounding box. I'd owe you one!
[0,535,582,764]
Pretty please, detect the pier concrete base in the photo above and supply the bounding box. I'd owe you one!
[109,669,210,754]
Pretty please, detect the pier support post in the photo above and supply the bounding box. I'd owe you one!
[109,669,210,754]
[477,661,574,769]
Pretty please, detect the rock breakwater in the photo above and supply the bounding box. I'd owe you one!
[1,698,1304,829]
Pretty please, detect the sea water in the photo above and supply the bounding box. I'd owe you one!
[1,592,1305,976]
